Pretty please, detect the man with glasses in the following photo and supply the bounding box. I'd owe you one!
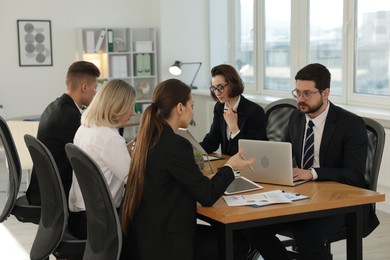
[200,64,266,156]
[246,63,379,260]
[26,61,100,206]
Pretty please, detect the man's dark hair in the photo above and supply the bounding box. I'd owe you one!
[210,64,244,100]
[295,63,331,91]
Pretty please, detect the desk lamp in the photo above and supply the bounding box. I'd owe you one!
[169,61,202,89]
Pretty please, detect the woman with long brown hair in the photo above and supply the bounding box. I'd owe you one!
[121,79,253,260]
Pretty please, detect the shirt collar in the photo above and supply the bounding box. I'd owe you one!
[224,95,241,111]
[305,100,329,127]
[73,100,84,114]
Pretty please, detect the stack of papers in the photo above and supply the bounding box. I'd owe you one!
[223,190,309,207]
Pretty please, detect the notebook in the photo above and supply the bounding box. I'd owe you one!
[238,139,307,186]
[175,128,221,161]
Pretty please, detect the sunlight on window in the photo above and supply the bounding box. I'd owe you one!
[264,0,291,92]
[309,0,343,96]
[355,0,390,96]
[235,0,255,85]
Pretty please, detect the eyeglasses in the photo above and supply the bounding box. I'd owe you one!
[291,88,321,99]
[209,83,228,94]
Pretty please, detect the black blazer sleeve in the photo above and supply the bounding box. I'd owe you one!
[160,132,235,206]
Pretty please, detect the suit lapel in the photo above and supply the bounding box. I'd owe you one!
[319,103,338,165]
[295,114,306,168]
[218,104,229,149]
[236,96,248,130]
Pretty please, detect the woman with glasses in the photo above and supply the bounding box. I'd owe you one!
[200,64,266,156]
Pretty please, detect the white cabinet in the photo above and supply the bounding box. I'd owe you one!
[77,27,157,103]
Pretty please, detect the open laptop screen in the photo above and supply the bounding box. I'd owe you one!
[175,128,221,161]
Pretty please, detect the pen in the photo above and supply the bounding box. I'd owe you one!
[240,154,255,173]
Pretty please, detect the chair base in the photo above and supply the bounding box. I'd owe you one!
[53,230,86,260]
[11,195,41,224]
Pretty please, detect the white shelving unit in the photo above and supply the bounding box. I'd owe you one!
[77,27,157,105]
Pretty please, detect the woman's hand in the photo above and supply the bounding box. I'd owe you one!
[223,104,239,134]
[225,149,254,171]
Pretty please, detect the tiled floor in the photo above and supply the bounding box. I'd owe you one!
[1,210,389,260]
[1,151,389,259]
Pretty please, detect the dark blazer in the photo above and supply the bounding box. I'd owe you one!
[200,95,266,156]
[27,94,81,205]
[122,124,234,260]
[285,101,379,236]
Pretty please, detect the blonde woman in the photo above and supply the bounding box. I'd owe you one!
[68,79,136,239]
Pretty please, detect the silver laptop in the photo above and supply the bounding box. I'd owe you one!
[238,139,307,186]
[175,128,221,161]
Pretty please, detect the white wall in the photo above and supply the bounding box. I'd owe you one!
[1,0,210,119]
[159,0,209,88]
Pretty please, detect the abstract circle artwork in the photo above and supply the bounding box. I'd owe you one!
[17,20,53,66]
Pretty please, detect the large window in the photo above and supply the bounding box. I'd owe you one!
[264,0,291,92]
[308,0,343,96]
[209,0,390,109]
[355,0,390,96]
[234,0,254,85]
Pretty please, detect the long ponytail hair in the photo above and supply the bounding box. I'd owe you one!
[121,79,191,233]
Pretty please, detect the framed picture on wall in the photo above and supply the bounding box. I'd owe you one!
[17,20,53,66]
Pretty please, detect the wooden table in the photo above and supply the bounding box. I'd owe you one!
[197,156,385,260]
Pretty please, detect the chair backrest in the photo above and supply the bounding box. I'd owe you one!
[65,143,122,260]
[362,117,385,193]
[0,116,21,222]
[24,134,67,260]
[264,98,297,141]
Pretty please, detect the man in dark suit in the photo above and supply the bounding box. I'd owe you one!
[246,63,379,260]
[26,61,100,205]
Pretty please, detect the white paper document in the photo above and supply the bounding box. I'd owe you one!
[223,190,309,207]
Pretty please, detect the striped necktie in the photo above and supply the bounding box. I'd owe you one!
[302,120,315,169]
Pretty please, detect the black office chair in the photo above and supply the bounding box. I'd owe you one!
[0,116,19,222]
[24,134,85,260]
[0,116,40,224]
[274,116,386,260]
[65,143,122,260]
[264,98,297,141]
[322,117,385,258]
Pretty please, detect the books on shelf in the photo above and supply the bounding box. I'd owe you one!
[95,30,106,52]
[111,55,128,77]
[86,31,95,53]
[223,189,309,207]
[107,29,113,52]
[135,53,152,76]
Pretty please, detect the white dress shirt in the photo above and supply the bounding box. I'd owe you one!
[302,101,330,179]
[69,124,131,211]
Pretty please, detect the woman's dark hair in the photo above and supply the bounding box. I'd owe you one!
[121,79,191,233]
[295,63,331,91]
[210,64,244,101]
